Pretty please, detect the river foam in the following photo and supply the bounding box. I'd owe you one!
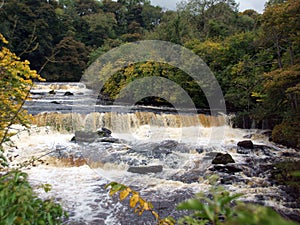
[5,123,299,224]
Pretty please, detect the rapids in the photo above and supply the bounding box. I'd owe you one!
[5,82,300,224]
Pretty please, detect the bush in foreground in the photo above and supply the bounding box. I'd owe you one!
[0,170,66,225]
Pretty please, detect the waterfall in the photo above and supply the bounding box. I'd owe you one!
[31,112,227,133]
[32,82,87,91]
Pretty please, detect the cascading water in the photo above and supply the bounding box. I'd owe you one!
[5,82,300,224]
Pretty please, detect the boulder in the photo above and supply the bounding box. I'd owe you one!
[96,127,112,137]
[64,91,74,96]
[209,165,242,174]
[158,140,178,149]
[75,131,98,142]
[260,130,272,137]
[212,153,235,165]
[70,136,76,142]
[170,169,202,183]
[237,140,254,154]
[74,128,112,142]
[98,137,121,143]
[127,165,163,174]
[49,90,56,95]
[237,140,254,149]
[195,148,204,154]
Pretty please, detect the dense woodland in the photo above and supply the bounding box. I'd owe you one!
[0,0,299,147]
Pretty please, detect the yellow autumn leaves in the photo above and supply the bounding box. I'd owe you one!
[105,182,176,225]
[0,33,44,147]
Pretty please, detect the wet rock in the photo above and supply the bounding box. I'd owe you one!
[74,128,112,142]
[64,91,74,96]
[49,90,56,95]
[253,144,276,156]
[195,148,204,154]
[237,140,254,149]
[220,175,246,185]
[70,136,76,142]
[281,152,300,158]
[209,165,243,174]
[97,137,122,143]
[127,165,163,174]
[277,209,300,223]
[260,129,272,137]
[51,101,60,104]
[96,127,111,137]
[203,152,219,161]
[150,147,172,159]
[159,140,178,148]
[237,143,275,156]
[243,133,254,139]
[212,153,235,165]
[128,140,189,161]
[75,131,99,142]
[170,169,202,183]
[155,140,189,153]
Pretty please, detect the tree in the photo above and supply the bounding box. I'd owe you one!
[0,33,44,165]
[0,35,67,224]
[44,36,90,81]
[253,0,300,144]
[0,0,62,74]
[265,0,287,7]
[82,10,117,46]
[74,0,101,16]
[178,0,239,38]
[146,11,195,44]
[141,3,162,30]
[261,0,300,69]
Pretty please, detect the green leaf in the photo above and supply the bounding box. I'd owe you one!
[219,193,243,207]
[177,199,203,210]
[105,182,118,189]
[109,184,125,196]
[203,204,214,221]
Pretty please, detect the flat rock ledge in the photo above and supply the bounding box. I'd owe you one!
[127,165,163,174]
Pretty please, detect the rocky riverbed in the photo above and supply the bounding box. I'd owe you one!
[7,126,299,224]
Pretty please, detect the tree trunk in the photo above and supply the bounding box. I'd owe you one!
[289,42,295,66]
[275,38,283,68]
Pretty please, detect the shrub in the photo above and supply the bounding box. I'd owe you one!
[177,175,299,225]
[0,170,66,225]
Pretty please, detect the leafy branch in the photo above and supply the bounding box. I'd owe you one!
[105,182,175,225]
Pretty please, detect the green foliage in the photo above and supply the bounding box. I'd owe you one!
[0,33,44,166]
[177,175,242,225]
[106,176,299,225]
[43,36,90,81]
[0,170,67,225]
[272,119,300,148]
[228,203,299,225]
[271,161,300,202]
[105,182,176,225]
[100,61,208,108]
[177,175,298,225]
[0,35,67,224]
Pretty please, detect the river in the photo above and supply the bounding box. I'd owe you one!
[5,82,300,224]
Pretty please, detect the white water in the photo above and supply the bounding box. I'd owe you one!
[6,82,299,224]
[5,124,298,224]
